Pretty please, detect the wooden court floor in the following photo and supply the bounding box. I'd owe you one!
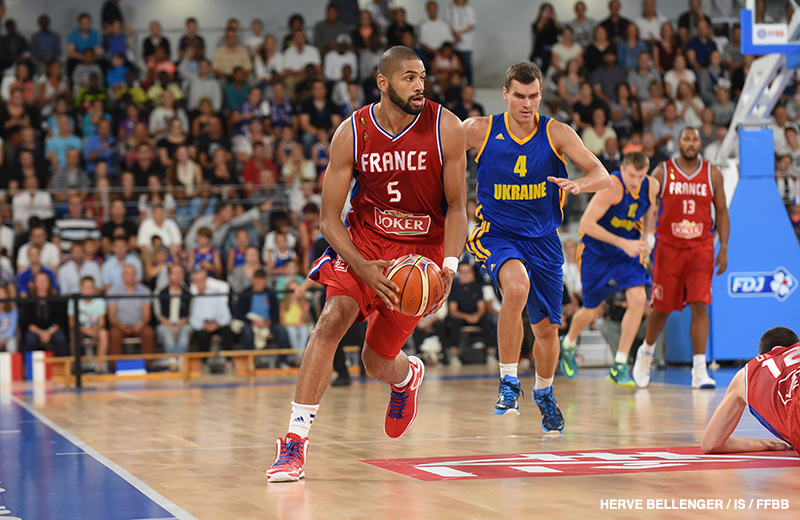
[7,365,800,520]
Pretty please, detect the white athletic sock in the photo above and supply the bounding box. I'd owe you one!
[614,351,628,365]
[563,336,577,349]
[693,354,707,369]
[535,373,554,390]
[500,363,518,380]
[393,364,413,389]
[640,340,656,356]
[287,401,319,438]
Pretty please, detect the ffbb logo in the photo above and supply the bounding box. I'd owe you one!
[728,267,797,301]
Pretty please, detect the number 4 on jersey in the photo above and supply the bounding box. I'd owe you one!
[514,155,527,178]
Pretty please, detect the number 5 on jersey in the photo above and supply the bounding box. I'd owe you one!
[388,181,402,202]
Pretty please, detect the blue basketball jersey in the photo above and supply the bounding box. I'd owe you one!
[581,171,654,259]
[474,113,569,239]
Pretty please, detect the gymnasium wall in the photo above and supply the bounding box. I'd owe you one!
[6,0,703,87]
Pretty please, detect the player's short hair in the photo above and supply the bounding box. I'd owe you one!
[679,126,700,139]
[759,327,799,355]
[377,45,423,78]
[504,62,543,90]
[622,151,650,171]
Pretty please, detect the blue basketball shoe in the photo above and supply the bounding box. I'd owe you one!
[494,375,523,415]
[533,385,565,433]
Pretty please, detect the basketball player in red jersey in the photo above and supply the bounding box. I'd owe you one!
[702,326,798,454]
[267,46,468,483]
[632,127,729,389]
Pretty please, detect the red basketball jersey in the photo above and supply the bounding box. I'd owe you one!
[656,158,715,248]
[348,100,445,244]
[745,343,800,443]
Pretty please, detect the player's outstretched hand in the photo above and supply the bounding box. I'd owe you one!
[424,264,455,317]
[359,259,400,309]
[547,176,580,195]
[715,247,728,275]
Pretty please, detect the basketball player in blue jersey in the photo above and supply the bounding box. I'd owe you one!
[560,152,659,386]
[464,62,610,431]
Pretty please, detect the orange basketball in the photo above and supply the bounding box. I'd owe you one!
[385,254,444,317]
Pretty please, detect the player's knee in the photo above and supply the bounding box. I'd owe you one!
[500,279,530,307]
[689,302,709,317]
[361,349,391,380]
[318,299,358,333]
[626,289,647,310]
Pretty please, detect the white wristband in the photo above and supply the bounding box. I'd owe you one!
[442,256,459,273]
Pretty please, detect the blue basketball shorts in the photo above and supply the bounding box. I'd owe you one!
[468,226,564,325]
[579,248,650,309]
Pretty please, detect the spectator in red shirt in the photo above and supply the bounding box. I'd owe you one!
[241,141,278,196]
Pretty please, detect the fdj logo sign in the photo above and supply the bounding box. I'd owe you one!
[728,267,797,301]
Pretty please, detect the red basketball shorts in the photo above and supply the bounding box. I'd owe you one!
[310,226,444,360]
[650,240,714,313]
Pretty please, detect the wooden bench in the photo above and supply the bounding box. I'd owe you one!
[45,345,364,387]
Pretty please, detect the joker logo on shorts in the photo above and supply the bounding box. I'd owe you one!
[374,207,431,236]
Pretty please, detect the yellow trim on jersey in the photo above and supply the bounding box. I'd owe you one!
[610,175,624,206]
[576,242,585,273]
[504,112,538,145]
[475,203,484,221]
[546,118,567,166]
[474,115,493,163]
[467,225,489,262]
[648,175,656,205]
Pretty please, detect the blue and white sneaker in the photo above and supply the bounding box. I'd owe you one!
[494,375,523,415]
[533,385,565,433]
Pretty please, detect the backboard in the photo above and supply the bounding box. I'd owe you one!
[741,0,800,58]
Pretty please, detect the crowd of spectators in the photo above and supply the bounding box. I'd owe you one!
[526,0,799,236]
[0,1,487,369]
[0,0,797,371]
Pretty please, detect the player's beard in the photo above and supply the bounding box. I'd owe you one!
[680,147,699,161]
[387,82,423,115]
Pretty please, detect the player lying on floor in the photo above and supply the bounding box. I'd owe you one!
[701,326,799,454]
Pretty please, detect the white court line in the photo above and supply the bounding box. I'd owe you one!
[12,396,196,520]
[0,430,20,434]
[53,428,769,456]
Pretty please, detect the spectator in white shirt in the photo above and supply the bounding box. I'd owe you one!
[253,35,284,85]
[323,35,357,82]
[0,225,14,261]
[445,0,477,84]
[17,226,61,273]
[189,268,232,352]
[137,203,182,255]
[418,1,452,63]
[635,0,668,42]
[12,177,55,233]
[58,240,101,295]
[282,30,321,98]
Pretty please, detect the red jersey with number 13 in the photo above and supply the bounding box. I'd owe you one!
[656,158,714,248]
[348,100,445,244]
[745,343,800,444]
